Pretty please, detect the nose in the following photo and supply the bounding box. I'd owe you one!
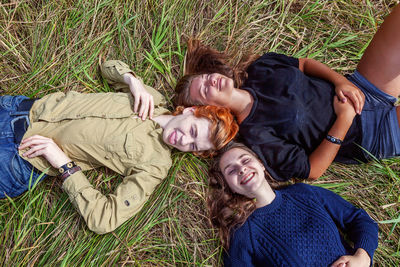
[180,134,193,146]
[238,165,247,175]
[206,74,217,87]
[210,75,217,87]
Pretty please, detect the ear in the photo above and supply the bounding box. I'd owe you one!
[182,107,196,114]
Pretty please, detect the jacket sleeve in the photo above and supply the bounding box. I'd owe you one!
[61,162,169,234]
[311,186,379,264]
[100,60,167,106]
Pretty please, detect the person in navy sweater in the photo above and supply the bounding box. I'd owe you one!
[208,142,378,266]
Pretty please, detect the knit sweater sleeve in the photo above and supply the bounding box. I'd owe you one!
[224,222,255,267]
[310,185,378,263]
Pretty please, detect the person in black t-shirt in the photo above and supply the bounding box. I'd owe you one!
[174,4,400,181]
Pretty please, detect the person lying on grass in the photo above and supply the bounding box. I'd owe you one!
[208,141,378,267]
[175,4,400,182]
[0,60,238,234]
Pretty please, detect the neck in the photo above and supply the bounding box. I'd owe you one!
[230,88,254,124]
[254,182,276,208]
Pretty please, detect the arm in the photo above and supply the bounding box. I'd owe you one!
[122,72,154,120]
[19,135,169,234]
[61,164,167,234]
[308,96,356,180]
[298,58,365,114]
[224,226,256,267]
[100,60,159,120]
[311,186,379,266]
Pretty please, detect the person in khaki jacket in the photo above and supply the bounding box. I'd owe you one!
[0,60,238,234]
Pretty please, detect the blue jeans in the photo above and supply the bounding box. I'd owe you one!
[348,71,400,160]
[0,95,45,198]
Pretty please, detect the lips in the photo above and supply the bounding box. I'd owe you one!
[218,77,221,91]
[168,130,177,145]
[240,172,255,185]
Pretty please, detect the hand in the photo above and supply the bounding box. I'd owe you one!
[123,73,154,120]
[334,81,365,115]
[331,248,371,267]
[333,96,357,121]
[19,135,72,168]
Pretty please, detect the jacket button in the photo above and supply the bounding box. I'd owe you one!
[124,200,130,206]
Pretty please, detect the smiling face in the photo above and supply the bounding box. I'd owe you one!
[189,73,234,106]
[162,108,215,152]
[219,147,267,198]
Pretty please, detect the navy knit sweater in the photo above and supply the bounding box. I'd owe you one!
[224,184,378,267]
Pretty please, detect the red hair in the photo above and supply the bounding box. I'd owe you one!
[173,105,238,157]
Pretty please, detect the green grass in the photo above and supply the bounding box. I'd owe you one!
[0,0,399,265]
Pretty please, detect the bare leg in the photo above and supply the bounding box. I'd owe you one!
[357,4,400,98]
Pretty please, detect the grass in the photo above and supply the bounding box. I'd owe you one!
[0,0,399,265]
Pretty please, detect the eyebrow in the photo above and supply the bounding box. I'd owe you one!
[223,153,247,172]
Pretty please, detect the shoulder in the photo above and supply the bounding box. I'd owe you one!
[231,218,253,242]
[249,52,299,69]
[281,183,344,206]
[279,183,320,201]
[226,220,255,261]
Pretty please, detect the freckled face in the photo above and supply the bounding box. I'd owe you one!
[219,148,266,198]
[189,73,234,106]
[162,109,215,152]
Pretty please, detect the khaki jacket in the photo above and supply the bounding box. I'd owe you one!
[19,60,172,234]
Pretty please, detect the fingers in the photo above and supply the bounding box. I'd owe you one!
[23,144,47,158]
[19,135,52,150]
[19,135,71,168]
[331,256,349,267]
[135,93,154,120]
[344,89,364,115]
[347,91,360,114]
[138,95,148,120]
[336,90,347,103]
[149,96,154,119]
[133,91,140,113]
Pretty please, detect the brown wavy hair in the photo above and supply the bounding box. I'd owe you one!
[174,39,260,107]
[207,142,280,249]
[173,105,239,157]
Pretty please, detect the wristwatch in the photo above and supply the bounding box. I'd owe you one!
[326,135,343,145]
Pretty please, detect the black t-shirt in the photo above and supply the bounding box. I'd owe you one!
[239,53,364,181]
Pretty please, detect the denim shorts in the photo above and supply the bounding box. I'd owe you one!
[347,70,400,160]
[0,95,45,198]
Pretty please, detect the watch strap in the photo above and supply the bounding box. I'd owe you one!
[326,135,343,145]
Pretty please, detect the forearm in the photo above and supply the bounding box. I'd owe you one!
[123,73,140,89]
[308,114,354,180]
[299,58,347,85]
